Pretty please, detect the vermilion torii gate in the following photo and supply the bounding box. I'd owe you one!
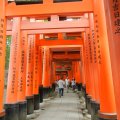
[0,0,120,120]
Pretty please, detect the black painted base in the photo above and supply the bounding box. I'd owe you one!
[77,83,82,91]
[82,85,86,98]
[5,103,19,120]
[0,116,5,120]
[34,94,40,110]
[39,86,43,103]
[43,87,50,98]
[98,112,117,120]
[26,96,34,115]
[86,95,92,114]
[52,83,56,92]
[19,101,27,120]
[90,100,100,120]
[0,111,5,120]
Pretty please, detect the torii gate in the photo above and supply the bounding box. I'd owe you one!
[0,0,120,120]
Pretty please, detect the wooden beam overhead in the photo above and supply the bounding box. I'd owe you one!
[6,28,85,35]
[6,0,93,17]
[7,18,89,31]
[38,39,83,46]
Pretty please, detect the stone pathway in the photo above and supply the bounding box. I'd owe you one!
[33,90,84,120]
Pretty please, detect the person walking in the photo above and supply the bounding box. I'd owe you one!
[71,78,76,92]
[57,77,65,97]
[65,77,70,93]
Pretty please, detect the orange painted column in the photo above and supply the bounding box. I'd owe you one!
[38,46,44,103]
[82,35,89,92]
[25,35,34,115]
[17,32,27,102]
[0,0,6,119]
[42,47,51,88]
[51,62,57,91]
[83,29,93,113]
[72,61,75,79]
[103,1,120,119]
[42,47,51,97]
[85,28,94,98]
[17,31,28,120]
[73,61,77,81]
[87,26,96,102]
[89,13,101,119]
[52,62,57,82]
[5,17,21,120]
[76,61,82,91]
[93,0,117,119]
[33,39,40,110]
[38,47,43,87]
[68,70,72,81]
[80,47,86,86]
[80,44,88,98]
[49,50,53,87]
[83,32,90,95]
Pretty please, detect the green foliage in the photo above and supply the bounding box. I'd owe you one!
[5,36,11,70]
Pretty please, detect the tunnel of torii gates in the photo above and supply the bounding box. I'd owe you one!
[0,0,120,120]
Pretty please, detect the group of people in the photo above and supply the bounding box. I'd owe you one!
[56,77,76,97]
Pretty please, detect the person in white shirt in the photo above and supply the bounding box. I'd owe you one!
[57,77,65,97]
[65,77,70,93]
[71,78,76,91]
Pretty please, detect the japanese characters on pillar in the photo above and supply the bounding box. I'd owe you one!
[84,32,89,94]
[80,47,85,85]
[105,0,120,119]
[0,0,6,113]
[17,32,28,102]
[6,18,21,103]
[33,39,39,95]
[93,14,101,103]
[38,47,43,87]
[89,13,100,102]
[26,35,34,97]
[85,28,93,97]
[94,15,102,65]
[88,31,93,64]
[42,47,50,88]
[93,0,117,117]
[112,0,120,34]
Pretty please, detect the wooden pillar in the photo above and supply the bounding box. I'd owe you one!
[26,35,34,115]
[85,28,94,98]
[52,62,57,82]
[42,47,51,88]
[102,0,120,119]
[93,0,117,119]
[89,13,100,120]
[49,50,53,87]
[42,47,51,97]
[83,32,90,95]
[38,46,44,103]
[5,17,21,120]
[80,46,85,86]
[33,39,40,110]
[68,70,72,81]
[76,61,82,91]
[17,31,27,120]
[72,61,75,79]
[84,29,93,113]
[0,0,6,119]
[80,44,87,98]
